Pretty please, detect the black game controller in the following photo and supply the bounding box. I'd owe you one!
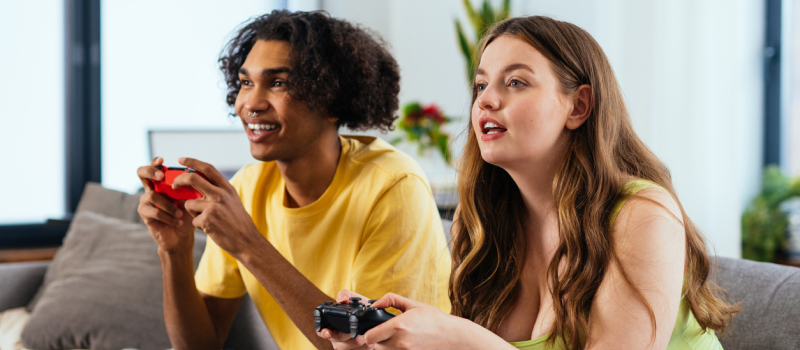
[314,297,395,338]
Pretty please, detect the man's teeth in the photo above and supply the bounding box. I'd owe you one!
[247,123,279,135]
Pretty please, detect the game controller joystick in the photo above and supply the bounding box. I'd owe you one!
[150,166,205,201]
[314,297,395,338]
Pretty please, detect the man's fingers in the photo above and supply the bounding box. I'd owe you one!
[172,171,216,198]
[139,202,182,226]
[150,156,164,167]
[370,293,416,312]
[137,162,165,192]
[142,191,179,215]
[183,199,207,218]
[178,157,230,189]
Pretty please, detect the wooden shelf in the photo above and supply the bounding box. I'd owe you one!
[0,247,59,263]
[774,256,800,269]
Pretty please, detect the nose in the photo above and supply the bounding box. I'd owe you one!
[477,86,500,111]
[241,88,270,116]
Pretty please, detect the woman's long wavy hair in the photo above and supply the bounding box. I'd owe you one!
[449,16,739,349]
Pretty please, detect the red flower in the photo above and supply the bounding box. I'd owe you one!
[422,104,446,124]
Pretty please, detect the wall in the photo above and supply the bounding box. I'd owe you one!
[326,0,766,258]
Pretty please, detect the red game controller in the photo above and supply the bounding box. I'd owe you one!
[150,166,206,201]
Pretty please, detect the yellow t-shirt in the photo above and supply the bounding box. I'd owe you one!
[195,135,452,350]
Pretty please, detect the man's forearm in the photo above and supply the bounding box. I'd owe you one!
[159,249,222,350]
[237,238,335,350]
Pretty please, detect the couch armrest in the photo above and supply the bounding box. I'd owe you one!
[714,257,800,350]
[0,261,49,312]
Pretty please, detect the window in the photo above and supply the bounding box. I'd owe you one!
[0,1,65,224]
[100,1,277,194]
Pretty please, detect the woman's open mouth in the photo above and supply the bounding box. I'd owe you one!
[479,118,507,141]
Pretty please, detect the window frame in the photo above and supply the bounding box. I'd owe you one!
[764,0,782,166]
[0,0,101,248]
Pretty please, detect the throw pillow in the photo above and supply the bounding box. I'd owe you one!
[20,210,205,350]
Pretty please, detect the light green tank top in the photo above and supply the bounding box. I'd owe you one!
[509,180,723,350]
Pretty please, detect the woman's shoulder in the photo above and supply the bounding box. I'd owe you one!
[610,179,686,263]
[612,179,684,228]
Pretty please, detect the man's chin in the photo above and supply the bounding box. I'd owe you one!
[249,147,280,162]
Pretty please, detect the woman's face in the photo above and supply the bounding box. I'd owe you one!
[472,35,573,170]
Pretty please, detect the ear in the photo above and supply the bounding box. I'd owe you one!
[565,84,593,130]
[325,115,340,124]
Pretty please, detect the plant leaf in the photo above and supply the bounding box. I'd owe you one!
[455,20,474,82]
[502,0,510,20]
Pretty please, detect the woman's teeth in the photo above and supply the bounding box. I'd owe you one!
[247,123,279,135]
[483,121,505,134]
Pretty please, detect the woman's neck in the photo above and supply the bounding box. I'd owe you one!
[504,147,564,259]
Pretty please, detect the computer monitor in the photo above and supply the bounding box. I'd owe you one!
[148,130,253,179]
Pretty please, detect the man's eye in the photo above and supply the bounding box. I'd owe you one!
[273,81,285,88]
[240,79,252,86]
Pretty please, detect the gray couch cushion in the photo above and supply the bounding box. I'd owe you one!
[19,182,276,350]
[714,257,800,350]
[20,183,207,350]
[21,211,205,350]
[0,262,48,312]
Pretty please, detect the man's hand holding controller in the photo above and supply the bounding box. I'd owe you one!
[137,157,196,255]
[138,156,265,261]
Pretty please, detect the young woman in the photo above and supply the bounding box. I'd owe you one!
[319,16,738,350]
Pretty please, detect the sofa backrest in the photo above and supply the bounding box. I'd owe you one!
[714,257,800,350]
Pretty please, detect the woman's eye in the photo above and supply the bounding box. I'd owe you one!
[273,81,286,88]
[474,83,486,92]
[510,79,524,87]
[240,79,252,86]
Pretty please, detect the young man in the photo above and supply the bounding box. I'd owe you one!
[136,10,451,350]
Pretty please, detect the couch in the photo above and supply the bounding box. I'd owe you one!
[0,183,798,349]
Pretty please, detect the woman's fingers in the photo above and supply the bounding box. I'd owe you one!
[363,319,396,347]
[317,329,370,350]
[336,289,369,303]
[370,293,418,312]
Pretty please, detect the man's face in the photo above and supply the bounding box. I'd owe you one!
[234,40,336,162]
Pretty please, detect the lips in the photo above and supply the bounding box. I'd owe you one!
[479,117,507,141]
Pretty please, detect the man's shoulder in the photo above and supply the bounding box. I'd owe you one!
[342,135,428,184]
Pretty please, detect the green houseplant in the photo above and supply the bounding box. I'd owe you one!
[741,166,800,262]
[390,103,453,164]
[455,0,511,83]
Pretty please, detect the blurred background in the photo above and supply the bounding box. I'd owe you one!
[1,0,798,262]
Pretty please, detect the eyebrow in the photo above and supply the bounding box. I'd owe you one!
[238,66,291,77]
[475,63,534,76]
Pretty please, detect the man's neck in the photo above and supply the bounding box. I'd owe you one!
[276,131,342,208]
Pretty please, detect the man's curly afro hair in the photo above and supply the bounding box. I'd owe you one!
[219,10,400,132]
